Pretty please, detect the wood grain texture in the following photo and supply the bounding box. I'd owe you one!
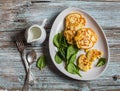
[0,1,120,31]
[0,0,120,91]
[31,0,120,2]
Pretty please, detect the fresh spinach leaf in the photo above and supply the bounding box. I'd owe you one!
[66,63,82,77]
[53,33,60,48]
[53,33,68,48]
[61,35,68,48]
[58,47,66,61]
[36,55,47,70]
[66,63,76,74]
[66,45,78,61]
[96,58,106,67]
[55,52,63,64]
[67,53,77,64]
[74,64,82,77]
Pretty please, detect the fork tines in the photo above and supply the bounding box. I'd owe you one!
[16,39,25,53]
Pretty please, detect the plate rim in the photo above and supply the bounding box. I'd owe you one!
[49,7,110,80]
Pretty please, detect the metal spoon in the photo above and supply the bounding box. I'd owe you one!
[22,49,37,91]
[27,49,37,65]
[27,49,37,85]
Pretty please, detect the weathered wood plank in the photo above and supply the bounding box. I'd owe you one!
[0,2,120,31]
[0,60,120,90]
[1,0,120,3]
[31,0,120,2]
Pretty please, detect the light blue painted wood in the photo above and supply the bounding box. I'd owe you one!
[0,2,120,31]
[0,0,120,91]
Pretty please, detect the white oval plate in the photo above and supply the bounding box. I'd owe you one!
[49,7,109,80]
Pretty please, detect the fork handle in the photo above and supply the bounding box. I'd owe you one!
[22,68,30,91]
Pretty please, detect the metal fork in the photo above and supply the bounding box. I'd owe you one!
[16,39,29,72]
[16,39,34,91]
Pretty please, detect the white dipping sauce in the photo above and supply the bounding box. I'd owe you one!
[29,27,41,40]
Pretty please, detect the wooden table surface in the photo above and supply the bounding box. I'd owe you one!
[0,0,120,91]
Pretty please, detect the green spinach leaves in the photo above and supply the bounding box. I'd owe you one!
[66,63,82,77]
[55,52,63,64]
[36,55,47,70]
[53,33,68,48]
[53,33,82,77]
[96,58,106,67]
[66,45,78,64]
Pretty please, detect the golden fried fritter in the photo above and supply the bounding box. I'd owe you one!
[77,54,92,71]
[65,13,86,31]
[74,28,98,49]
[64,29,76,44]
[86,49,103,62]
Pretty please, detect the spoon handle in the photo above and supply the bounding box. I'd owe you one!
[22,68,30,91]
[23,51,34,85]
[29,66,35,86]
